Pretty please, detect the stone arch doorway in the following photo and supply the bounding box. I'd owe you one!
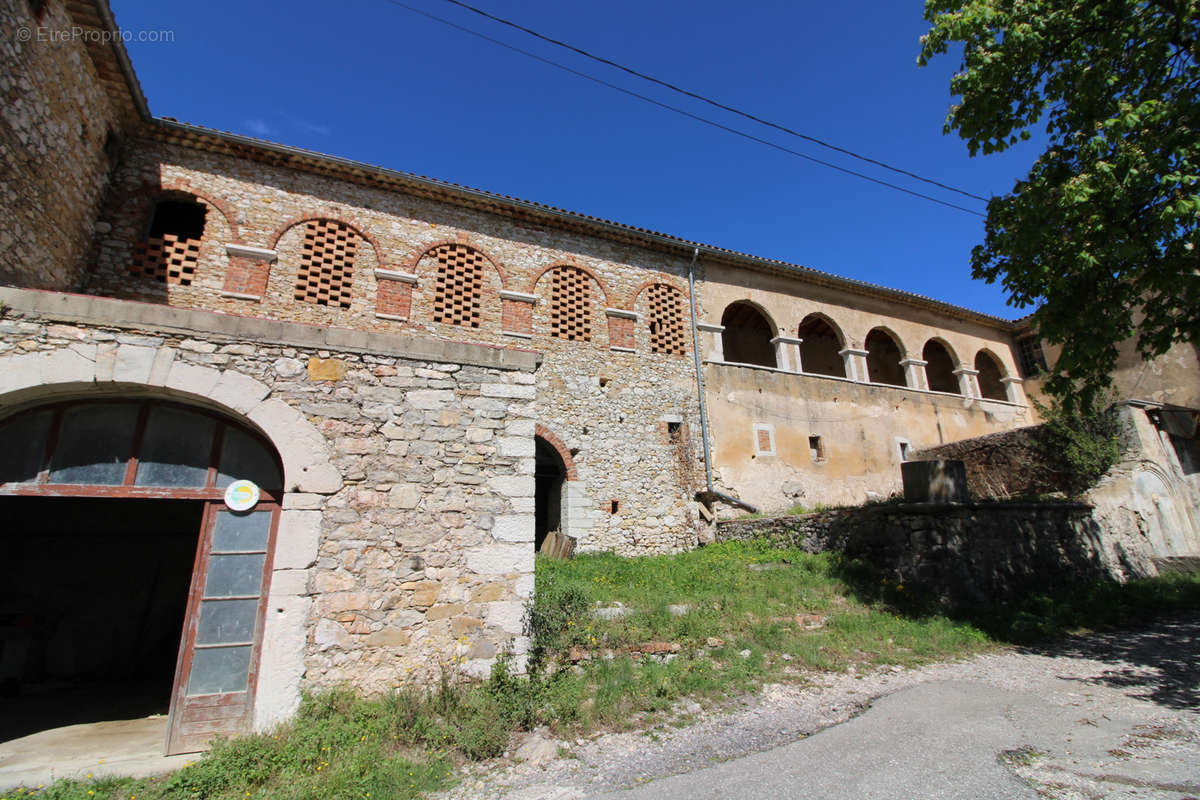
[0,398,283,755]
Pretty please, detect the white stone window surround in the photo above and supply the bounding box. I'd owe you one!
[752,422,776,456]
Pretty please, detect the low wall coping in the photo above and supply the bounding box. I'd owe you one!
[0,287,542,372]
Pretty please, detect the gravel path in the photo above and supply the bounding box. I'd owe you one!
[437,616,1200,800]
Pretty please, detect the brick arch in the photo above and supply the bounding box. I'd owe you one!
[629,277,687,309]
[535,423,578,481]
[109,181,242,243]
[405,238,509,287]
[267,214,384,263]
[529,262,611,307]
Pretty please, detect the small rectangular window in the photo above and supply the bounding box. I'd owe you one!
[610,499,620,514]
[1016,336,1047,378]
[808,435,825,462]
[898,440,911,462]
[667,421,682,443]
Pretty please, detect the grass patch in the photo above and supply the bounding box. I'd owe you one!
[12,539,1199,800]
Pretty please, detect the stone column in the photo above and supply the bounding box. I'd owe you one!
[499,290,537,339]
[771,335,804,373]
[1000,375,1026,404]
[696,321,725,362]
[839,347,870,382]
[374,268,418,321]
[953,366,981,398]
[899,357,928,390]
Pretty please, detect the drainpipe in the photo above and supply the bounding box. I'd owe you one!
[687,247,759,514]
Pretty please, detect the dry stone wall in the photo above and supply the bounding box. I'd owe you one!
[717,501,1158,608]
[85,140,704,553]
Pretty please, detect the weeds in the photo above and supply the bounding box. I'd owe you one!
[13,539,1198,800]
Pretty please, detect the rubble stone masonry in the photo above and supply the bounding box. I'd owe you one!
[85,140,705,553]
[0,292,541,722]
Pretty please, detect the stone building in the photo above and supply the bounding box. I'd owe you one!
[2,0,1194,757]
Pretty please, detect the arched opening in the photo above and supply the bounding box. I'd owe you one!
[720,302,777,367]
[131,196,207,286]
[923,339,960,394]
[865,328,906,386]
[0,398,283,756]
[797,315,846,378]
[975,350,1007,400]
[535,436,568,554]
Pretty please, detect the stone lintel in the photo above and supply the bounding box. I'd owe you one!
[771,335,803,346]
[225,243,278,262]
[696,322,725,333]
[499,290,538,304]
[605,308,640,320]
[219,291,264,301]
[374,268,418,284]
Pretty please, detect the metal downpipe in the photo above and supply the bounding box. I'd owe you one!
[687,248,758,514]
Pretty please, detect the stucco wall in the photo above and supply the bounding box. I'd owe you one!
[703,362,1031,511]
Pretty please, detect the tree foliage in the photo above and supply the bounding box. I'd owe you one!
[920,0,1200,410]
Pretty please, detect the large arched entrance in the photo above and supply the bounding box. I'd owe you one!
[0,399,283,755]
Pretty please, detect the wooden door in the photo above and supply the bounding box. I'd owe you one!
[166,502,279,755]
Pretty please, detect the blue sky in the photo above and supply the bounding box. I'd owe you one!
[110,0,1044,319]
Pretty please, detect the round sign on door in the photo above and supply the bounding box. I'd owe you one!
[224,480,260,511]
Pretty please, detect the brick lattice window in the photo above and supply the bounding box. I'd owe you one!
[550,267,593,341]
[433,244,487,327]
[295,219,357,309]
[647,284,686,355]
[131,233,201,285]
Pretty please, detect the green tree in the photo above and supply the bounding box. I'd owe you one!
[919,0,1200,410]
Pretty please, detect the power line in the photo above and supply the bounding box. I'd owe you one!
[376,0,986,217]
[438,0,991,204]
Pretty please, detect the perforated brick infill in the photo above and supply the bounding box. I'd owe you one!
[550,267,593,342]
[130,233,200,285]
[647,284,686,356]
[433,244,487,328]
[296,219,357,308]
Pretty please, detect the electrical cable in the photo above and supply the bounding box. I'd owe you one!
[437,0,990,204]
[377,0,986,217]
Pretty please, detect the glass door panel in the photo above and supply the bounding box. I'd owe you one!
[166,504,277,755]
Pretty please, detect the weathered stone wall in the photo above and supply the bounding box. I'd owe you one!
[913,424,1064,500]
[717,501,1159,607]
[84,139,703,553]
[0,288,539,726]
[0,0,125,290]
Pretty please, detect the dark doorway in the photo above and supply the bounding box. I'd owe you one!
[535,437,567,552]
[0,497,202,743]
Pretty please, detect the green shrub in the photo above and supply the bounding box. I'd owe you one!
[1034,394,1120,495]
